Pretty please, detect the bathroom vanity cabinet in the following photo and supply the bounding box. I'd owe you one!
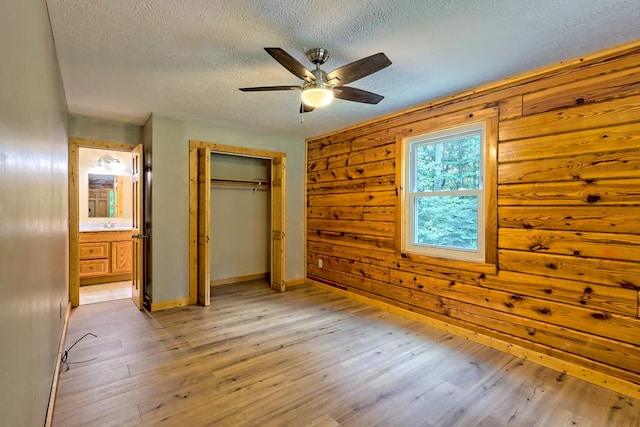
[79,230,132,285]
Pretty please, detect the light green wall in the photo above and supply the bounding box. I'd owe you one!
[146,116,190,302]
[150,115,306,302]
[69,114,143,145]
[63,112,306,304]
[0,0,69,425]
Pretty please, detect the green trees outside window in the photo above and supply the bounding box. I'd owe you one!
[405,124,485,261]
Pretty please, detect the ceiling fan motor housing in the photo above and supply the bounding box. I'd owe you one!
[306,48,330,65]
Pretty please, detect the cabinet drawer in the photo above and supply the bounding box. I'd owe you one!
[79,242,109,259]
[79,259,109,277]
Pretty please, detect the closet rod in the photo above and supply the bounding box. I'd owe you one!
[210,177,271,189]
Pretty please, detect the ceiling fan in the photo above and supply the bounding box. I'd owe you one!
[239,47,392,113]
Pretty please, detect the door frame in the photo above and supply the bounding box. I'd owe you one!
[188,140,286,306]
[68,137,137,307]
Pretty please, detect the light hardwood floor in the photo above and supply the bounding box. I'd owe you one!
[53,281,640,426]
[80,281,132,305]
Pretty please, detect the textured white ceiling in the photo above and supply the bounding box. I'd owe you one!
[46,0,640,139]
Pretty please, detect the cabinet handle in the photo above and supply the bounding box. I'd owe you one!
[131,234,149,239]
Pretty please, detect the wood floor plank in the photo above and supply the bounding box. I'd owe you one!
[52,281,640,426]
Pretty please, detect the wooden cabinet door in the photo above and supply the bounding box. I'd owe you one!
[111,240,133,274]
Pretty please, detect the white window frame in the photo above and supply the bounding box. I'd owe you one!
[404,122,486,263]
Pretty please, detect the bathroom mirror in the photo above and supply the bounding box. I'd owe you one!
[88,174,131,218]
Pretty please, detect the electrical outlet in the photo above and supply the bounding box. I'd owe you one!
[318,258,323,268]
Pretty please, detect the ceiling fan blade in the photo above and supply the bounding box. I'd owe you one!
[334,86,384,104]
[265,48,316,82]
[300,103,315,113]
[239,85,301,92]
[326,53,392,87]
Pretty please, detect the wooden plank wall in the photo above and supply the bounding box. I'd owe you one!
[306,41,640,393]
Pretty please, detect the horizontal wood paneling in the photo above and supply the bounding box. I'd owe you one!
[308,191,396,207]
[389,269,640,349]
[499,95,523,120]
[307,143,395,172]
[307,252,390,283]
[498,228,640,263]
[307,206,364,220]
[307,175,397,195]
[498,149,640,184]
[307,218,395,237]
[498,206,640,233]
[307,206,396,222]
[499,93,640,141]
[523,66,640,116]
[307,241,398,268]
[498,122,640,163]
[307,230,396,252]
[493,270,638,317]
[306,40,640,394]
[498,249,640,289]
[498,179,640,205]
[307,158,395,183]
[308,135,392,160]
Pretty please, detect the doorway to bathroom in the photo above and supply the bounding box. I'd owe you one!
[68,138,144,308]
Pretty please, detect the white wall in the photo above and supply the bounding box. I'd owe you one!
[210,154,271,280]
[0,1,69,425]
[150,115,306,302]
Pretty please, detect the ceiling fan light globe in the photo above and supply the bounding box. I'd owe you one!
[301,87,333,108]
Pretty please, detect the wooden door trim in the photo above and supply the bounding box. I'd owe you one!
[68,137,136,307]
[188,140,287,304]
[188,147,199,304]
[190,140,285,159]
[196,148,211,306]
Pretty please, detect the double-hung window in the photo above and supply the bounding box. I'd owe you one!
[404,122,486,263]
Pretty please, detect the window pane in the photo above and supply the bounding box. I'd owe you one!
[414,196,478,250]
[414,134,481,192]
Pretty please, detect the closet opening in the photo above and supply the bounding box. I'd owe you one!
[189,141,286,306]
[209,153,272,287]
